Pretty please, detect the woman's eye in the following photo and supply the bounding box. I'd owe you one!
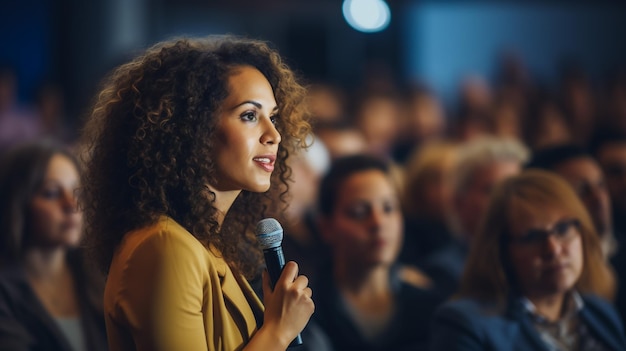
[346,205,369,220]
[40,188,61,199]
[270,114,279,125]
[383,202,397,214]
[241,111,258,122]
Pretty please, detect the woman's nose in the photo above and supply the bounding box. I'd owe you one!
[260,117,281,145]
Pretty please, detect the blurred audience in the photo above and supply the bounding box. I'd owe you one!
[393,85,447,164]
[0,66,40,155]
[316,121,368,160]
[306,82,347,126]
[314,155,441,351]
[559,64,598,146]
[591,130,626,325]
[351,90,403,159]
[399,141,458,267]
[0,140,107,351]
[33,81,75,145]
[278,135,331,284]
[419,137,529,296]
[526,144,616,259]
[592,131,626,239]
[431,170,623,351]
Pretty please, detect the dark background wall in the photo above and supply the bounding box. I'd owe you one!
[2,0,625,124]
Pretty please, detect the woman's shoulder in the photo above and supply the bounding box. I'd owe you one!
[0,266,28,303]
[121,216,203,250]
[581,293,624,325]
[111,216,217,270]
[435,297,504,323]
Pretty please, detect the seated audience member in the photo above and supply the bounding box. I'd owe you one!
[522,93,573,150]
[316,121,368,161]
[592,131,626,241]
[277,136,331,286]
[431,170,624,351]
[393,85,447,164]
[314,155,441,351]
[591,130,626,327]
[0,141,107,351]
[526,143,616,259]
[420,137,529,296]
[400,141,458,266]
[352,90,402,159]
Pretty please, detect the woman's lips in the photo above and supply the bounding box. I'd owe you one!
[253,156,276,172]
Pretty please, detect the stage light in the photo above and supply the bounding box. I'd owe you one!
[342,0,391,33]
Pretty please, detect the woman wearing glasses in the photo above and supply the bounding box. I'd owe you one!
[430,170,625,351]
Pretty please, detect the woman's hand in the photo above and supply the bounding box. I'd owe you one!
[256,261,314,350]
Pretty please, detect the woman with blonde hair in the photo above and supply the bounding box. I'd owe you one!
[431,170,625,350]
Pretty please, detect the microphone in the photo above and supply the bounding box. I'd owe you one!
[256,218,303,347]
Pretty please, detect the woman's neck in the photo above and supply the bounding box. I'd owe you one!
[23,247,80,318]
[334,261,390,295]
[526,292,567,322]
[22,248,68,281]
[208,187,242,227]
[335,262,394,320]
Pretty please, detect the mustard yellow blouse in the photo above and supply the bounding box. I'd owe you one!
[104,216,264,351]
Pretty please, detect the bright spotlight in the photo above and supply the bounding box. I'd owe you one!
[342,0,391,33]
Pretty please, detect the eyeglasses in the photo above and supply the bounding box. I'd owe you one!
[507,218,581,247]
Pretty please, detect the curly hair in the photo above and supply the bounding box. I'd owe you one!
[80,36,310,278]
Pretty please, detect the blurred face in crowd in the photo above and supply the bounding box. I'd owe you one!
[506,203,584,300]
[596,142,626,218]
[316,128,367,160]
[322,169,403,269]
[405,93,446,141]
[553,157,612,237]
[28,154,82,248]
[356,96,401,156]
[213,65,281,193]
[456,160,521,239]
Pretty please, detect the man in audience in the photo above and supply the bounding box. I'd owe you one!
[419,137,529,296]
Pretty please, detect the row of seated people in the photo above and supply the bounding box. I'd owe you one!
[277,134,626,350]
[1,137,626,350]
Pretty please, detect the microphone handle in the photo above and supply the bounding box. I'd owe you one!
[263,247,303,347]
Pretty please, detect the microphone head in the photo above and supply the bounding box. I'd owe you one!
[256,218,283,250]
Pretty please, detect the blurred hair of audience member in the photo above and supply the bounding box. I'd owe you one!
[306,82,347,127]
[33,81,75,145]
[487,96,523,141]
[393,84,447,164]
[0,65,40,156]
[274,135,331,286]
[431,170,623,351]
[399,141,458,267]
[526,144,616,259]
[0,140,107,351]
[351,90,403,160]
[559,63,598,147]
[314,155,442,351]
[591,130,626,326]
[420,137,529,297]
[523,92,573,151]
[316,121,368,160]
[592,130,626,239]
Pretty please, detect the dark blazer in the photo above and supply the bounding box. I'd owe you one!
[430,294,626,351]
[0,251,107,351]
